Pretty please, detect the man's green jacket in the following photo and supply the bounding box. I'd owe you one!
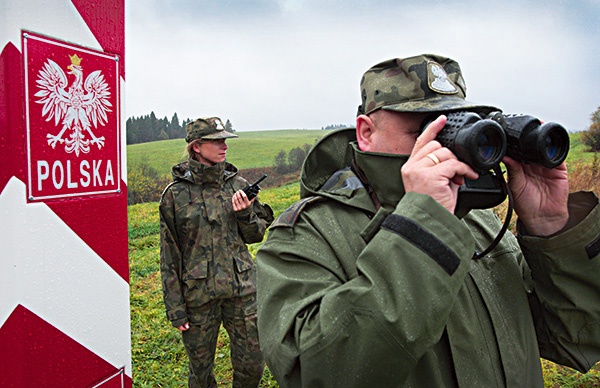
[256,128,600,387]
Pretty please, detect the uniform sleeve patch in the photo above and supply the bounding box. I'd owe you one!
[586,235,600,260]
[270,196,325,228]
[381,214,460,275]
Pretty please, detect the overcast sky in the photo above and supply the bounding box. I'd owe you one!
[125,0,600,132]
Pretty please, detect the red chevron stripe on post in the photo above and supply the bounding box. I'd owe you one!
[0,1,131,386]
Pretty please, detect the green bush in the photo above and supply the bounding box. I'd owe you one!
[582,106,600,152]
[128,162,170,205]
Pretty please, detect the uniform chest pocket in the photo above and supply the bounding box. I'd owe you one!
[234,253,256,292]
[234,253,255,273]
[202,190,232,223]
[182,261,209,308]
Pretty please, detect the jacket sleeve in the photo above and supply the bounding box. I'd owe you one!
[256,193,474,387]
[520,191,600,372]
[235,199,274,244]
[159,189,188,328]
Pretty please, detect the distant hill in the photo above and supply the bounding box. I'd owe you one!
[127,129,329,176]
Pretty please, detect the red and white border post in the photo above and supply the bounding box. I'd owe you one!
[1,1,131,386]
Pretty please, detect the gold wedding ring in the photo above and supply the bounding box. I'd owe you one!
[426,153,440,165]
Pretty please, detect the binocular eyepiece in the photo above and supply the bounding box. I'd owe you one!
[427,111,570,172]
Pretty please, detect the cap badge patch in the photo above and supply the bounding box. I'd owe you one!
[428,62,458,94]
[207,117,225,131]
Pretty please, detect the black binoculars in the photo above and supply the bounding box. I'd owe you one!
[431,111,569,171]
[423,111,570,211]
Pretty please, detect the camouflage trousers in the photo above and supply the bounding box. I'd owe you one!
[181,293,264,388]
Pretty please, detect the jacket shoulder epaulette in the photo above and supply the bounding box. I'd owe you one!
[270,196,325,228]
[159,179,183,204]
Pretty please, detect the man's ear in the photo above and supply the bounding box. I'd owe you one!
[356,114,375,151]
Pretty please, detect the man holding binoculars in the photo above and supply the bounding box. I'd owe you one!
[256,54,600,387]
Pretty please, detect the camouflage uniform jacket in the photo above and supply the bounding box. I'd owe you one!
[257,128,600,387]
[160,158,273,327]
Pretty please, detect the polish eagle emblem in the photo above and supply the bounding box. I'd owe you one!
[35,54,112,156]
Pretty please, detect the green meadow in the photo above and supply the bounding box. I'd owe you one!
[127,129,327,175]
[128,130,600,387]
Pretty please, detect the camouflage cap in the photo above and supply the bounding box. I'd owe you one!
[357,54,499,116]
[185,117,238,143]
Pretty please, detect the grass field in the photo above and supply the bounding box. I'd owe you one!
[127,129,328,176]
[128,130,600,387]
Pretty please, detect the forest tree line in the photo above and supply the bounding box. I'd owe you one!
[126,112,235,145]
[126,111,350,145]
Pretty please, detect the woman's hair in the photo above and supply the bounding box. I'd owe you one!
[185,139,203,160]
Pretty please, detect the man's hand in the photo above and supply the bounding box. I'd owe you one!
[402,115,479,214]
[503,156,569,236]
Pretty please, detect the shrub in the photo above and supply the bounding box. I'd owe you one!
[582,106,600,152]
[288,146,306,171]
[273,144,313,174]
[128,161,170,205]
[274,150,288,174]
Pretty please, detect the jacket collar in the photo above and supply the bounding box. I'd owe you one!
[189,158,225,185]
[172,158,233,185]
[351,142,409,211]
[300,128,410,213]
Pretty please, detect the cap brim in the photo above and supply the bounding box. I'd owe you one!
[381,96,499,115]
[202,131,239,140]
